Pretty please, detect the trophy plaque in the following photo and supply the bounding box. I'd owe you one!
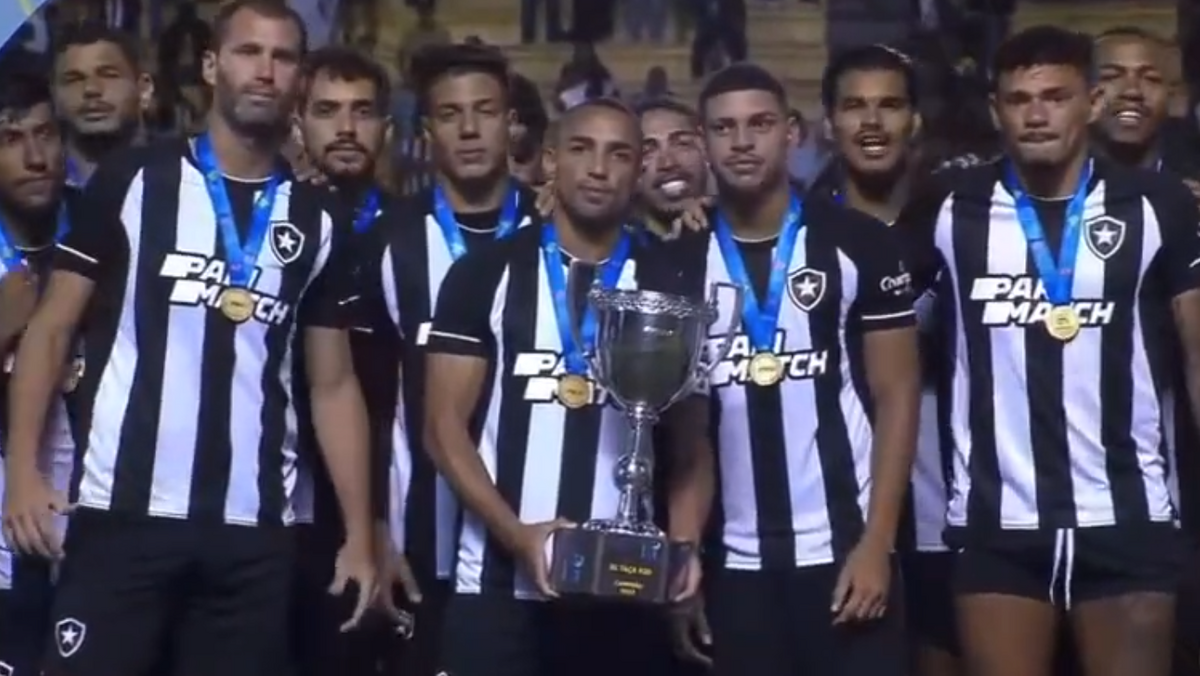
[549,269,741,603]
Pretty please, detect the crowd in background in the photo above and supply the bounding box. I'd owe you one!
[3,0,1200,205]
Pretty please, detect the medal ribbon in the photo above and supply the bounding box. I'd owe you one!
[714,193,803,352]
[1006,160,1092,306]
[0,207,71,273]
[194,133,280,290]
[65,156,86,188]
[541,223,632,375]
[432,182,520,260]
[352,188,380,234]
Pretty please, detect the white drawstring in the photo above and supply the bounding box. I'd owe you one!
[1048,528,1077,609]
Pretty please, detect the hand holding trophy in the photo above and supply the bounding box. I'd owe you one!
[548,262,741,603]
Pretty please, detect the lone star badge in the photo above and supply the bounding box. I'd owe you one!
[268,221,305,266]
[1084,215,1125,261]
[787,267,827,312]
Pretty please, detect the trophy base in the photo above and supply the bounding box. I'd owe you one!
[549,520,694,603]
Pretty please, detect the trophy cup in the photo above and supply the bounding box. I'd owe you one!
[549,267,741,603]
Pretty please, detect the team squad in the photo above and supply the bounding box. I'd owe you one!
[0,3,1198,676]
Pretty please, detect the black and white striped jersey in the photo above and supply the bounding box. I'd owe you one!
[357,185,536,579]
[684,197,915,570]
[424,222,701,597]
[51,138,357,527]
[904,157,1200,538]
[0,191,82,589]
[291,186,394,530]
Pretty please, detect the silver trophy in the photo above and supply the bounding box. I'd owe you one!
[549,264,741,602]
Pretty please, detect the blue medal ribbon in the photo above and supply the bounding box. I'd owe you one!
[194,133,280,290]
[0,207,71,273]
[714,193,803,352]
[541,224,632,375]
[65,156,85,188]
[432,183,521,260]
[1005,160,1092,306]
[352,188,380,234]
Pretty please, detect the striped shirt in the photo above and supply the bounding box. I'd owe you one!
[685,197,915,570]
[51,138,356,527]
[0,194,82,589]
[357,186,537,579]
[904,157,1200,538]
[425,222,701,597]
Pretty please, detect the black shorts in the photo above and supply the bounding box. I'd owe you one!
[902,550,958,655]
[0,556,54,676]
[291,524,451,676]
[706,559,906,676]
[440,591,674,676]
[952,523,1186,606]
[1173,544,1200,676]
[45,508,295,676]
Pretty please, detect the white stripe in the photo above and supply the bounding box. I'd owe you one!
[427,330,482,344]
[55,243,98,264]
[77,169,146,511]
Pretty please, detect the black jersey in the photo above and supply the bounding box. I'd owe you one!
[52,138,357,527]
[902,156,1200,539]
[424,221,702,597]
[675,197,914,570]
[357,185,537,578]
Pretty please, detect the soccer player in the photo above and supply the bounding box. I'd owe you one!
[0,69,81,676]
[636,99,710,239]
[1,3,377,676]
[1091,27,1200,676]
[50,22,153,187]
[291,45,412,676]
[811,45,963,676]
[672,62,920,676]
[356,43,540,676]
[422,97,712,676]
[902,26,1200,676]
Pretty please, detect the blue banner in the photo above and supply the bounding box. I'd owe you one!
[0,0,47,52]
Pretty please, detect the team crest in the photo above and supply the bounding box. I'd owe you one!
[1084,215,1125,261]
[55,618,87,658]
[268,221,305,265]
[787,267,826,312]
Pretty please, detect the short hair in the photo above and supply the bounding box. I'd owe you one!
[410,43,511,116]
[634,98,698,125]
[510,73,548,137]
[299,46,391,111]
[1095,26,1166,45]
[554,97,640,145]
[53,21,141,71]
[698,63,787,117]
[211,0,308,54]
[821,44,918,111]
[992,26,1094,87]
[0,68,53,120]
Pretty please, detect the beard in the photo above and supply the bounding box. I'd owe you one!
[215,77,287,139]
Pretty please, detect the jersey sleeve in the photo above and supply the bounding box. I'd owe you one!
[299,211,359,329]
[845,214,917,331]
[425,246,506,358]
[55,150,139,280]
[1149,176,1200,297]
[895,174,952,295]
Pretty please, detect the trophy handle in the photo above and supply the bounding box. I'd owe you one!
[565,260,600,374]
[700,281,744,377]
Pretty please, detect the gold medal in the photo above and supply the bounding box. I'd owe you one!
[748,352,784,387]
[1044,305,1081,342]
[220,288,255,323]
[557,374,592,409]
